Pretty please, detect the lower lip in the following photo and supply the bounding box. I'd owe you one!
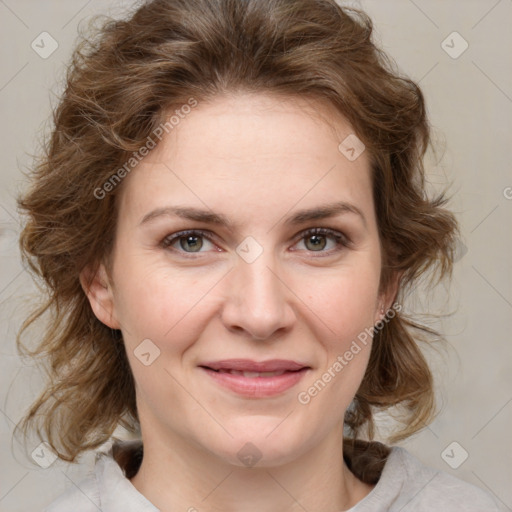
[200,367,309,397]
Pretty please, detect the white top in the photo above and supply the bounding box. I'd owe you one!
[43,442,506,511]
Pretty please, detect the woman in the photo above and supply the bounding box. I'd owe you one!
[16,0,505,510]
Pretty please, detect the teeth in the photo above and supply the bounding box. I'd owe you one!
[241,371,261,378]
[217,369,287,377]
[257,371,286,377]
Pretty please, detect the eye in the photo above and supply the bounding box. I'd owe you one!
[161,230,218,254]
[161,227,350,258]
[292,227,350,255]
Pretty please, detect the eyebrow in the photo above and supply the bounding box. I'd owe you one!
[139,201,367,229]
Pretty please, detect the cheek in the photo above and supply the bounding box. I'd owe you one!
[112,253,220,349]
[303,264,381,339]
[298,262,380,402]
[298,275,378,410]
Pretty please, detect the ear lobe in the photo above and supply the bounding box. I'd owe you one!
[375,270,402,323]
[79,263,120,330]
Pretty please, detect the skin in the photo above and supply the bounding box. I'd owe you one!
[82,92,398,512]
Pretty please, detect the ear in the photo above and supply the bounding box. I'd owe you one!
[79,262,120,329]
[374,270,402,324]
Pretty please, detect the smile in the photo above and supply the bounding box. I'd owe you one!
[199,359,311,397]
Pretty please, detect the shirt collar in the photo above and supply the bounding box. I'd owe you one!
[95,443,159,512]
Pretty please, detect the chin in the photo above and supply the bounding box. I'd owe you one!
[204,422,314,469]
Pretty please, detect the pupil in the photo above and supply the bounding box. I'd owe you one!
[307,235,326,251]
[181,235,203,252]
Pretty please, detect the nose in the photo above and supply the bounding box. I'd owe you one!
[220,249,296,341]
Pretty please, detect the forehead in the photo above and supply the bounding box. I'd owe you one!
[117,92,374,225]
[150,92,359,163]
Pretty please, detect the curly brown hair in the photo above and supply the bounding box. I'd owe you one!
[16,0,458,463]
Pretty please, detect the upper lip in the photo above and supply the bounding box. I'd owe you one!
[200,359,309,372]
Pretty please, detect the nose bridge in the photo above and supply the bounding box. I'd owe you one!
[222,242,294,339]
[242,251,282,306]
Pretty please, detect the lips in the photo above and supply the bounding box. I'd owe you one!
[199,359,310,397]
[199,359,308,374]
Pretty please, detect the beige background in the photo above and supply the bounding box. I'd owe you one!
[0,0,511,510]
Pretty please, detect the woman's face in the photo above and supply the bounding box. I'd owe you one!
[89,93,393,467]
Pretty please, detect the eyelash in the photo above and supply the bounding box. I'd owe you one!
[161,227,350,258]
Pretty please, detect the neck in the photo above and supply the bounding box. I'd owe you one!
[128,426,375,512]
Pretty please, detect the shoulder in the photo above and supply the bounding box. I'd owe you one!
[42,449,111,511]
[381,446,506,511]
[42,470,100,512]
[42,442,157,512]
[343,440,506,511]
